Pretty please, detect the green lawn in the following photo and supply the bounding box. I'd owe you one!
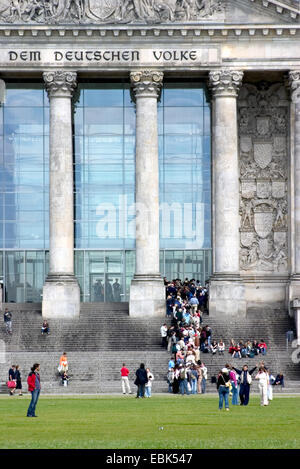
[0,394,299,449]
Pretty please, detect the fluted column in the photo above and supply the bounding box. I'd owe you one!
[129,70,165,317]
[288,71,300,336]
[208,69,246,316]
[289,71,300,277]
[42,70,80,318]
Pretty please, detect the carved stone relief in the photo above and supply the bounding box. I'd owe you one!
[238,82,289,273]
[0,0,225,24]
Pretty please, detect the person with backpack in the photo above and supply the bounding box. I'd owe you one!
[178,364,190,395]
[188,364,198,395]
[217,368,231,411]
[233,364,257,406]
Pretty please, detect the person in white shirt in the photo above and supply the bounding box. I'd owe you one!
[218,340,225,355]
[255,366,269,406]
[200,362,208,394]
[145,368,154,397]
[160,323,168,349]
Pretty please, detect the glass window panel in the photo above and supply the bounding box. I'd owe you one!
[84,85,123,107]
[4,108,44,128]
[124,85,134,107]
[74,107,83,135]
[84,108,123,135]
[74,250,84,277]
[25,251,45,302]
[6,85,44,107]
[124,108,136,135]
[164,85,204,107]
[164,107,203,135]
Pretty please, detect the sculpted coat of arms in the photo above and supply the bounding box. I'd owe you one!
[239,82,289,273]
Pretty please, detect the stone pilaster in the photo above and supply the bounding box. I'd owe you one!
[288,70,300,306]
[129,70,165,317]
[208,69,246,316]
[42,70,80,319]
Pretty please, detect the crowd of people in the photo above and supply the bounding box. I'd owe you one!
[0,276,288,411]
[164,277,209,318]
[228,339,268,358]
[120,363,154,398]
[216,362,285,410]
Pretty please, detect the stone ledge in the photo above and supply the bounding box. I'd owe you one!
[0,24,300,38]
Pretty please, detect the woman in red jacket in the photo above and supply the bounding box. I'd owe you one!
[27,363,41,418]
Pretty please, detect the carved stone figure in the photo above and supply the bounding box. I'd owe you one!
[0,0,225,23]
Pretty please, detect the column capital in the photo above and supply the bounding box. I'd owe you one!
[43,70,77,98]
[288,70,300,104]
[208,69,243,98]
[130,70,163,100]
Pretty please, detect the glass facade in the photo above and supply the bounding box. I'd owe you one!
[0,81,211,303]
[0,83,50,302]
[73,82,136,249]
[159,83,211,249]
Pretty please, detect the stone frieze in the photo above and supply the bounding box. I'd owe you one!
[0,0,225,24]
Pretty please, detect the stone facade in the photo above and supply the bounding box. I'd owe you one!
[0,0,300,317]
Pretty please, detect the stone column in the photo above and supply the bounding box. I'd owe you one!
[42,70,80,319]
[208,68,246,316]
[289,70,300,307]
[129,70,165,317]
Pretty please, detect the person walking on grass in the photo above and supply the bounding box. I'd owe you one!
[255,366,269,406]
[217,368,230,411]
[233,364,257,406]
[27,363,41,418]
[145,368,154,398]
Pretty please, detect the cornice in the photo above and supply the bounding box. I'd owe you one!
[249,0,300,20]
[0,24,299,39]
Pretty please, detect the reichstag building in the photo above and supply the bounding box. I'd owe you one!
[0,0,299,325]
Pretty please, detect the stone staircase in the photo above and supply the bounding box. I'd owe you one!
[0,303,299,395]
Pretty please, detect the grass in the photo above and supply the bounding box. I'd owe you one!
[0,394,300,449]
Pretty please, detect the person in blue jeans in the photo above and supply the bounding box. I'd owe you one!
[233,364,257,406]
[217,368,230,411]
[179,365,190,395]
[27,363,41,417]
[189,365,198,394]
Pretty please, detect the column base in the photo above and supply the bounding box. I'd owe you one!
[42,273,80,319]
[289,275,300,300]
[209,274,247,317]
[291,298,300,346]
[129,274,165,317]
